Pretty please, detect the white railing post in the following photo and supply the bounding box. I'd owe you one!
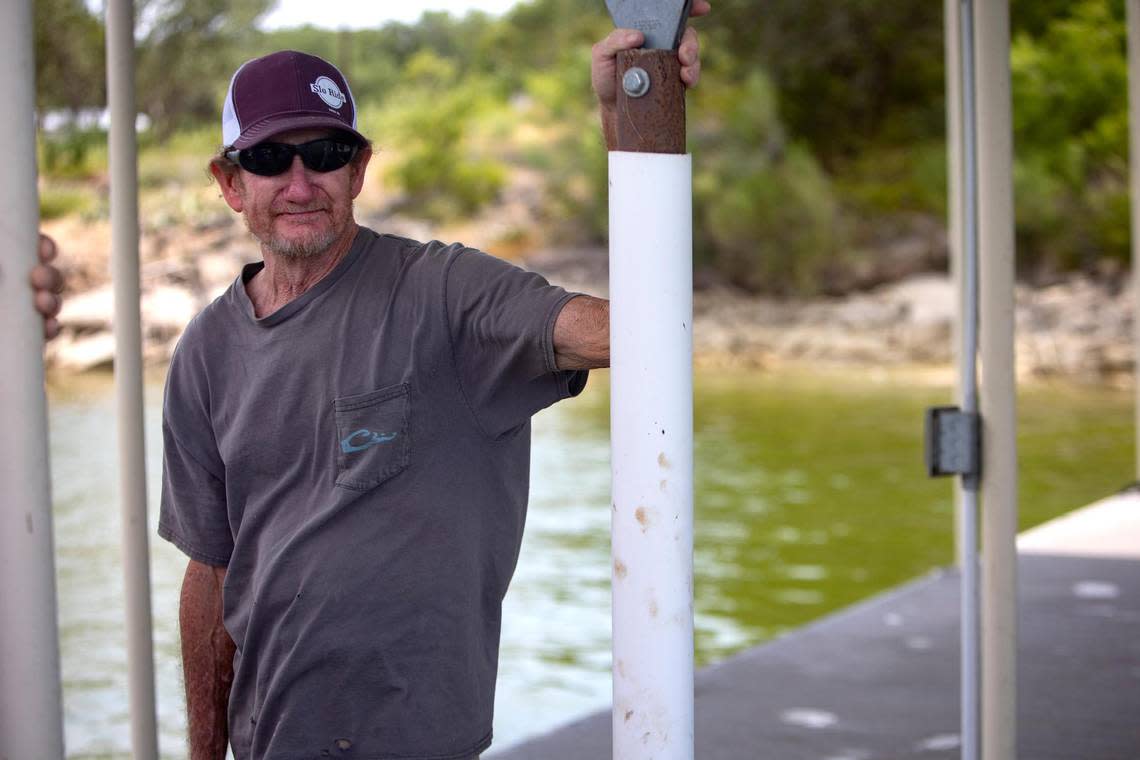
[610,151,694,759]
[975,1,1018,758]
[952,2,982,758]
[106,0,160,756]
[945,0,966,571]
[609,46,694,760]
[0,0,68,756]
[1127,0,1140,480]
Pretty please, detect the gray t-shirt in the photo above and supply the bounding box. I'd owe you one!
[158,227,587,760]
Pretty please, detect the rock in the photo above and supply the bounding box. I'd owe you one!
[141,284,201,339]
[57,285,113,332]
[874,275,955,328]
[47,331,116,372]
[42,213,1136,382]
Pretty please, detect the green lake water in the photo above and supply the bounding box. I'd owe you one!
[46,367,1133,757]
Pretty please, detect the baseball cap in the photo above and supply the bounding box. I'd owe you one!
[221,50,367,150]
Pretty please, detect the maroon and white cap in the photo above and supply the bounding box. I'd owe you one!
[221,50,367,150]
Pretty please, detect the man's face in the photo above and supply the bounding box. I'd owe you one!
[212,128,372,259]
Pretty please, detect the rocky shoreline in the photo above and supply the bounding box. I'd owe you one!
[43,216,1135,385]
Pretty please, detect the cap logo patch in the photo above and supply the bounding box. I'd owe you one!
[310,76,346,109]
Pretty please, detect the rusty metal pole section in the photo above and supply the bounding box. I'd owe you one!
[0,0,67,755]
[605,2,694,758]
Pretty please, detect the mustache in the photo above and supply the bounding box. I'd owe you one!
[273,204,330,214]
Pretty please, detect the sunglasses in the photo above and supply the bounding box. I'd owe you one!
[225,136,359,177]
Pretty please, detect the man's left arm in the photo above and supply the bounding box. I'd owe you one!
[553,295,609,370]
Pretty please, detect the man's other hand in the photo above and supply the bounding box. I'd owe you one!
[29,233,64,341]
[591,1,710,112]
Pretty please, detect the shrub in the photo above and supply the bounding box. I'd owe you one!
[38,128,107,181]
[692,70,842,294]
[39,185,97,220]
[378,58,508,222]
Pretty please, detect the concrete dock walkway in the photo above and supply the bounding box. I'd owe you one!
[489,491,1140,760]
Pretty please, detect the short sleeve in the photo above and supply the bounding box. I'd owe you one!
[444,248,588,439]
[157,340,233,566]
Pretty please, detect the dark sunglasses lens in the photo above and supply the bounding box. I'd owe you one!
[298,139,356,172]
[239,143,295,176]
[238,139,357,176]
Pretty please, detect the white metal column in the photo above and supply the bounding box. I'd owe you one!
[951,1,982,757]
[945,0,966,571]
[975,1,1018,758]
[106,0,160,756]
[610,151,694,760]
[1128,0,1140,479]
[0,0,67,755]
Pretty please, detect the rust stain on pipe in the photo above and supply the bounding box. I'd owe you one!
[614,49,685,154]
[635,505,651,531]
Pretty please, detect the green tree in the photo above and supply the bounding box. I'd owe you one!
[709,0,945,167]
[136,0,273,137]
[380,50,506,220]
[1010,0,1129,270]
[34,0,106,117]
[692,70,841,293]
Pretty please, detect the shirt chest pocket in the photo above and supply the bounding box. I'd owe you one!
[333,383,411,491]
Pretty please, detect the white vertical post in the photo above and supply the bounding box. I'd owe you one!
[945,0,966,570]
[610,151,694,760]
[0,0,67,755]
[975,1,1018,758]
[1128,0,1140,479]
[106,0,160,756]
[953,2,982,758]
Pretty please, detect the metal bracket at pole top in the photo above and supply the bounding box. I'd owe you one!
[605,0,693,50]
[604,1,690,154]
[924,406,981,479]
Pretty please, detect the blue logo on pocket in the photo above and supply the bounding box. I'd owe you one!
[341,429,398,454]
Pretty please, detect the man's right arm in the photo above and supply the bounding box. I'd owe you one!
[180,559,235,760]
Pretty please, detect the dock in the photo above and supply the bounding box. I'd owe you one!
[489,490,1140,760]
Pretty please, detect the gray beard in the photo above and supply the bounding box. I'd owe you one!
[264,228,339,259]
[246,214,342,260]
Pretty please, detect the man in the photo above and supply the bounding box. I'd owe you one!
[160,14,705,760]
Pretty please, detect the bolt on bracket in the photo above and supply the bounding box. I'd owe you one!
[622,67,651,97]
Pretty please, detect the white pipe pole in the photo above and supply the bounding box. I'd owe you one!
[0,0,67,755]
[1128,0,1140,480]
[610,151,694,760]
[945,0,966,571]
[106,0,160,756]
[955,2,981,758]
[975,1,1018,758]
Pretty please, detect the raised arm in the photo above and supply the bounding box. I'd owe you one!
[554,9,710,368]
[553,294,609,370]
[591,1,709,150]
[180,559,235,760]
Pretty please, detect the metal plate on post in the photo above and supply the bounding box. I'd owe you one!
[925,406,981,478]
[613,49,685,153]
[605,0,693,50]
